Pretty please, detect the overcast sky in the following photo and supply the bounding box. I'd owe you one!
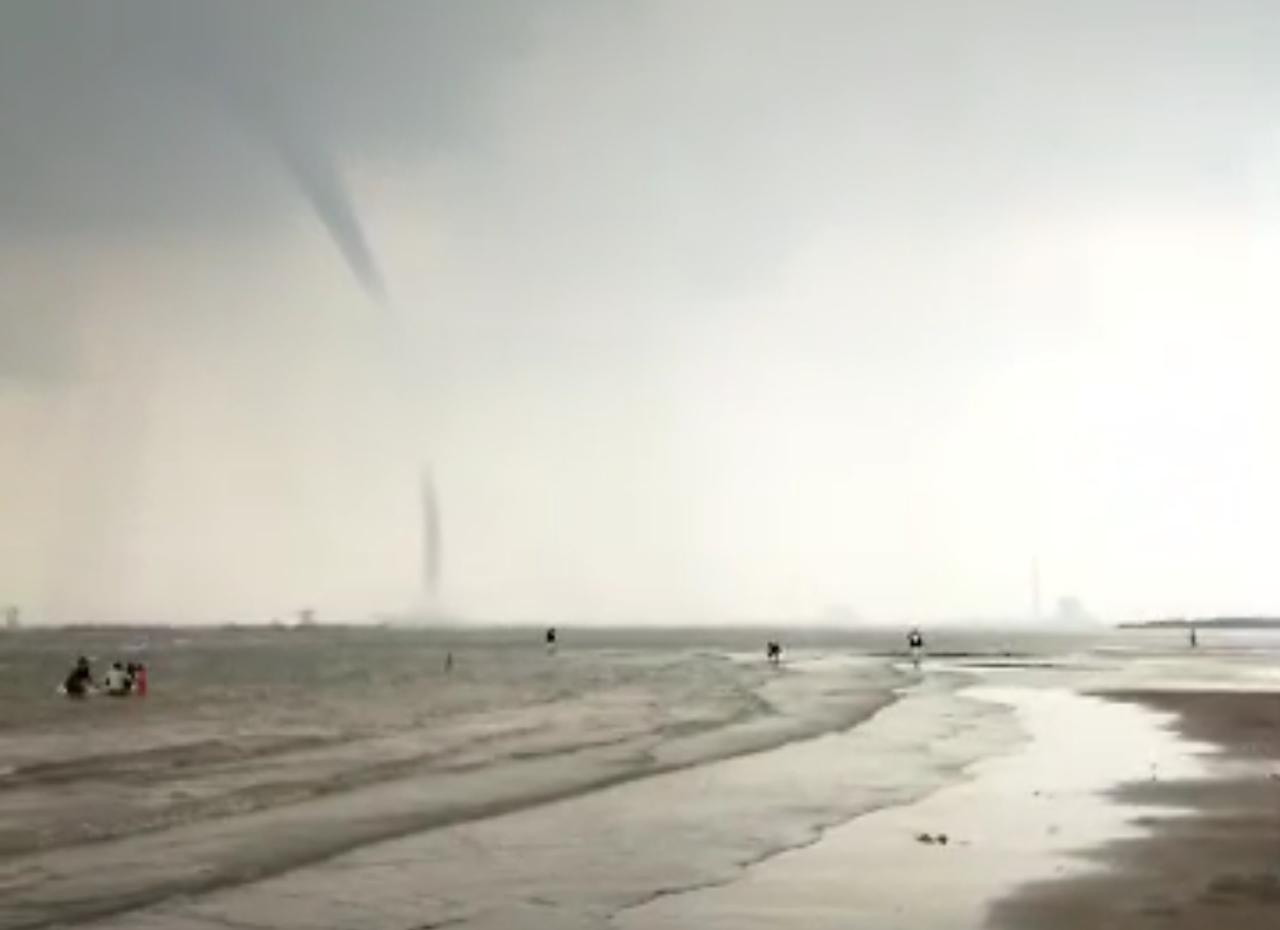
[3,1,1280,625]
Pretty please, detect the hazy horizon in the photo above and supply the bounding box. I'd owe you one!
[5,2,1280,626]
[0,612,1112,630]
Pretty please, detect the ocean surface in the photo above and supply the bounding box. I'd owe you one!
[0,623,1272,929]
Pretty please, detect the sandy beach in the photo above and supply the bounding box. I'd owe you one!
[991,689,1280,929]
[2,629,1278,929]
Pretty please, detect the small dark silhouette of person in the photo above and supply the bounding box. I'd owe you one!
[444,651,454,673]
[63,656,93,697]
[908,629,925,669]
[1189,626,1198,649]
[766,640,783,666]
[545,627,558,652]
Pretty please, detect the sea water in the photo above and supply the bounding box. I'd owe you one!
[0,625,1091,928]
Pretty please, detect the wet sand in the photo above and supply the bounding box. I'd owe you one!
[990,690,1280,930]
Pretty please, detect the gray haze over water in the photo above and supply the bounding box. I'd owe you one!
[4,2,1280,624]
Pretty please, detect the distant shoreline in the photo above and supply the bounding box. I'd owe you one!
[4,620,1108,633]
[1120,618,1280,630]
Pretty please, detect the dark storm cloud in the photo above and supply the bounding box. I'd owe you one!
[6,0,1279,383]
[0,1,549,301]
[4,0,1277,290]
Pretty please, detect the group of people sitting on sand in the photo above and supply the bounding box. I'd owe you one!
[62,656,147,697]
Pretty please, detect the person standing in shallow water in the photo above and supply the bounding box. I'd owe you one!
[545,627,558,654]
[908,628,925,669]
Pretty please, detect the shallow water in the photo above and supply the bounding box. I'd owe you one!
[0,628,923,928]
[75,668,1018,930]
[2,624,1265,929]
